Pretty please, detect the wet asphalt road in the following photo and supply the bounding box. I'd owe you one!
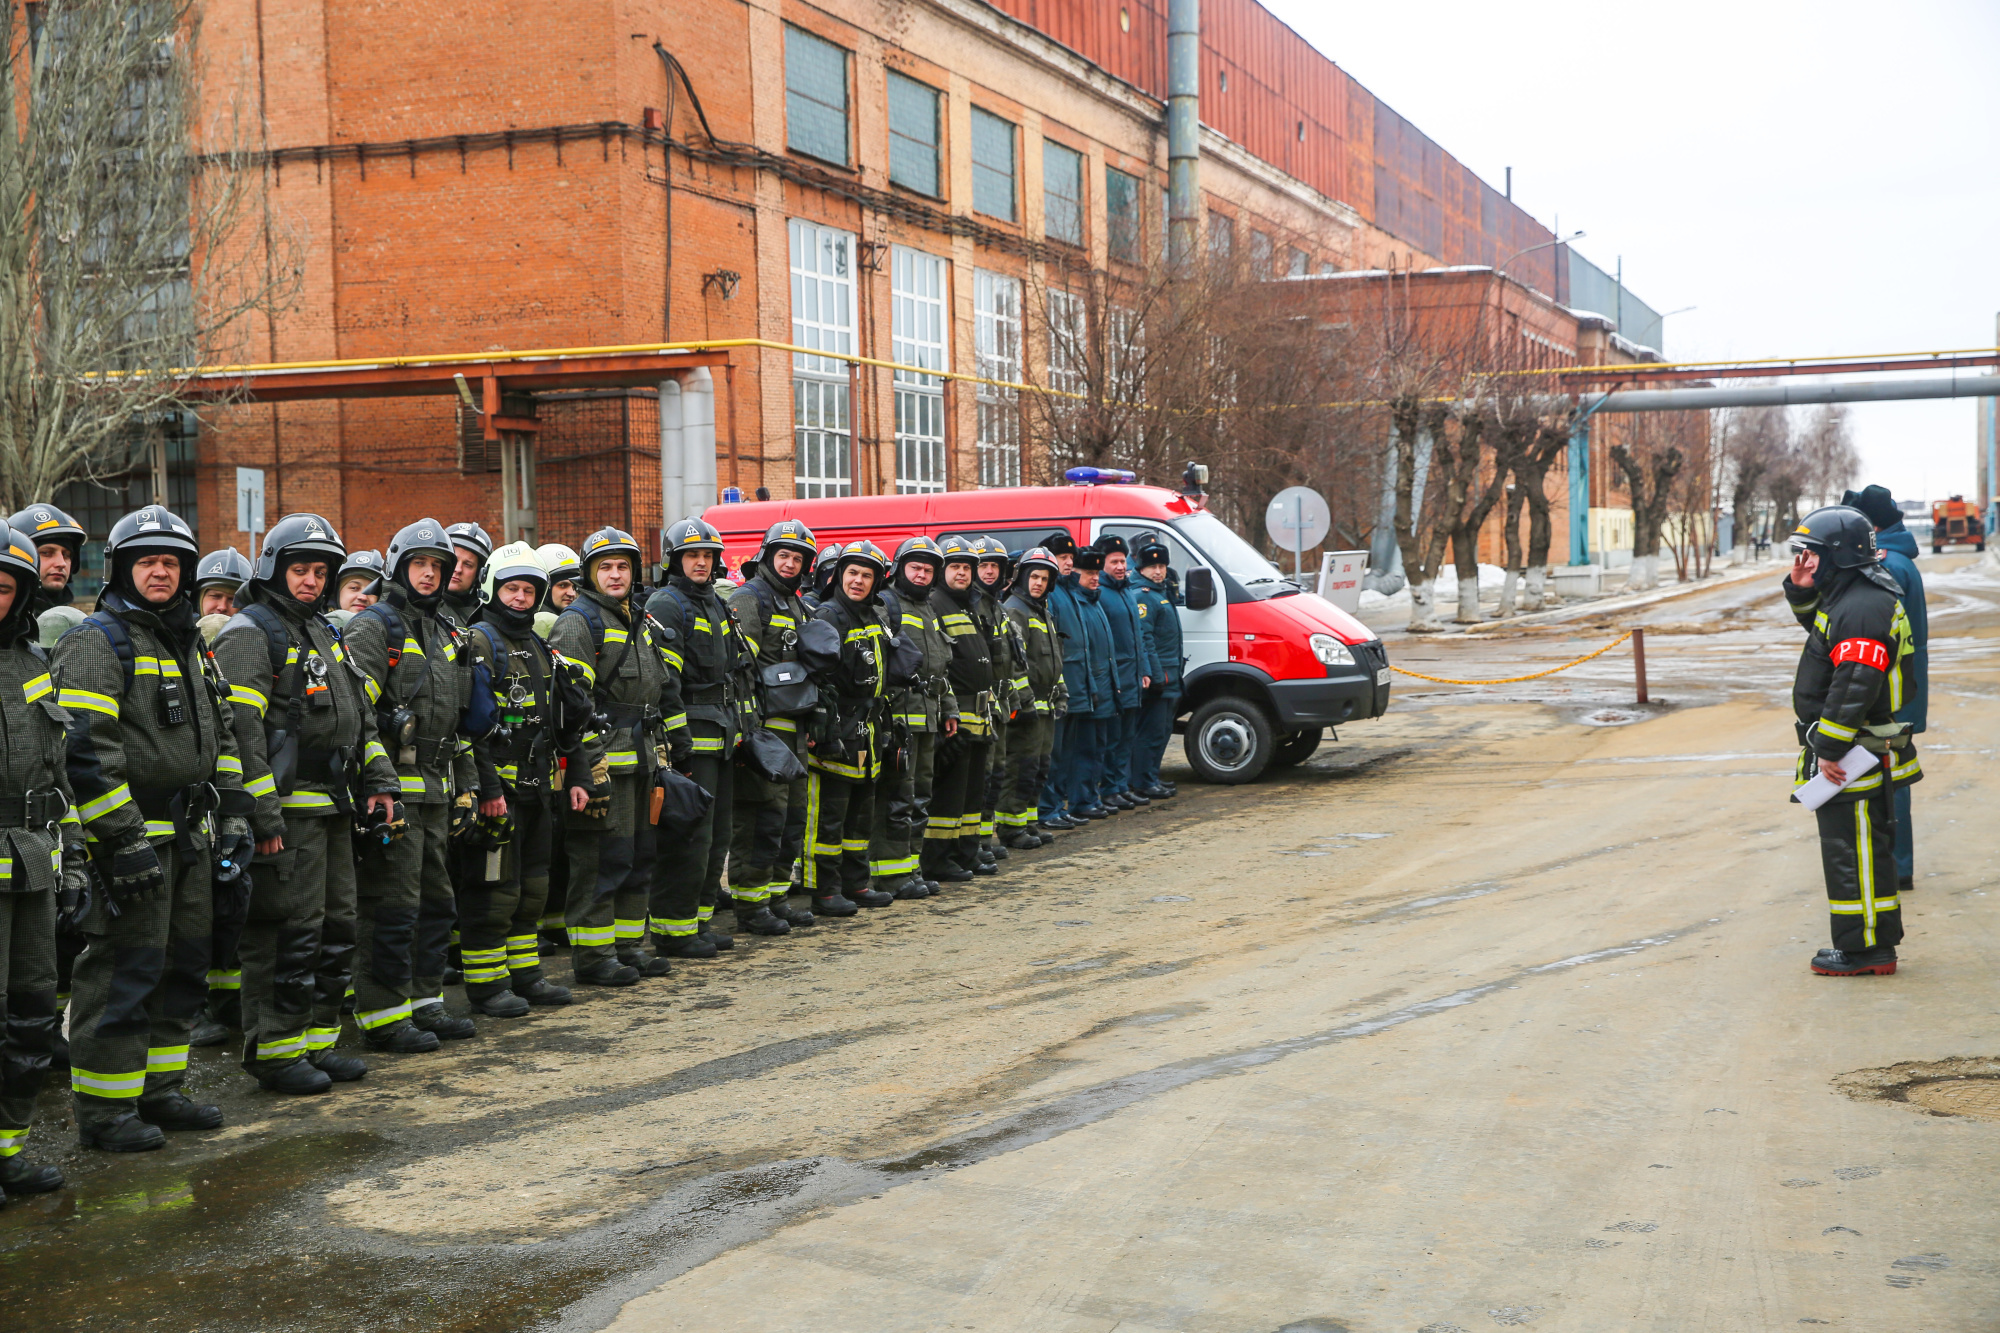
[4,556,1996,1331]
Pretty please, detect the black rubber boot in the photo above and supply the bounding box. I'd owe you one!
[47,1030,68,1072]
[1811,947,1897,976]
[851,884,896,908]
[516,979,574,1006]
[79,1113,165,1153]
[932,864,973,884]
[250,1059,333,1095]
[811,893,860,917]
[188,1005,229,1048]
[575,959,641,987]
[735,905,792,936]
[700,923,736,951]
[0,1156,64,1193]
[441,967,462,987]
[137,1091,225,1131]
[310,1050,369,1081]
[660,934,719,960]
[470,990,532,1017]
[365,1019,441,1053]
[768,897,817,927]
[987,841,1009,861]
[411,1003,477,1040]
[1001,831,1040,851]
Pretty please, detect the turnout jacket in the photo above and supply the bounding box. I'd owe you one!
[549,588,687,785]
[1001,588,1062,716]
[344,586,477,806]
[879,581,957,734]
[729,564,814,738]
[1099,574,1161,708]
[975,578,1029,719]
[0,634,80,892]
[931,582,996,737]
[1783,565,1921,802]
[54,591,250,849]
[646,574,746,751]
[1131,571,1184,694]
[807,590,891,779]
[466,606,598,799]
[212,584,398,843]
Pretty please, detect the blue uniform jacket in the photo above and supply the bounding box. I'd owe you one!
[1131,571,1184,696]
[1876,522,1928,732]
[1097,575,1157,711]
[1062,573,1119,719]
[1046,575,1095,715]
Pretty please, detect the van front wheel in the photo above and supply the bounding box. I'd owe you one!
[1185,696,1276,785]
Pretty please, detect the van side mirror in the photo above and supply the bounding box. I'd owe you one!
[1184,567,1216,610]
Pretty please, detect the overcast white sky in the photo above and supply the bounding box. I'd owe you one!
[1263,0,2000,503]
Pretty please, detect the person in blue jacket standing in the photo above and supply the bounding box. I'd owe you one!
[1844,484,1927,895]
[1065,548,1120,820]
[1093,535,1159,809]
[1039,533,1091,828]
[1129,538,1183,799]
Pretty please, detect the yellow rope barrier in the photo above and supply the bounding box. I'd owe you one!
[1389,631,1635,686]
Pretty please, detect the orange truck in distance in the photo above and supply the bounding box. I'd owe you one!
[1929,495,1985,553]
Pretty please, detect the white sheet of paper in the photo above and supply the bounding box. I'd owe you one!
[1795,743,1881,811]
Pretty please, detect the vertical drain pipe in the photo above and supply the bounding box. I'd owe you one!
[1166,0,1200,264]
[659,377,685,541]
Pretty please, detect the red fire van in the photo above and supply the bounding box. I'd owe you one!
[702,477,1390,784]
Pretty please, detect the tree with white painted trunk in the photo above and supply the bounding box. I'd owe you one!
[1609,413,1687,592]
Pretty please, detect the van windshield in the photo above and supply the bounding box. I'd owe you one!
[1170,512,1297,599]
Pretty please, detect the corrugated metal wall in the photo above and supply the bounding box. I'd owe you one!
[1567,250,1663,352]
[982,0,1560,292]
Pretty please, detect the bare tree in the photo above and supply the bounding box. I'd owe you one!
[1716,403,1789,562]
[1512,414,1574,609]
[1664,411,1715,582]
[1795,403,1860,508]
[0,0,301,513]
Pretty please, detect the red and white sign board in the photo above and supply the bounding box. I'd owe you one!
[1317,550,1368,612]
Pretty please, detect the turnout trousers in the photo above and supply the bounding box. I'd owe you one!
[0,887,57,1161]
[563,774,654,971]
[925,737,991,874]
[456,786,554,1000]
[1892,783,1914,885]
[870,733,933,892]
[1132,690,1180,791]
[1039,714,1072,819]
[1001,715,1054,835]
[1816,785,1904,954]
[69,840,211,1131]
[353,801,448,1035]
[980,720,1009,847]
[652,739,733,942]
[731,722,807,907]
[240,811,347,1073]
[804,763,892,902]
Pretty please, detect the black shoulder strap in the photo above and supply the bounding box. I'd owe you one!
[83,610,137,693]
[235,603,294,684]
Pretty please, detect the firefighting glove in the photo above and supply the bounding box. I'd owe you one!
[58,842,95,931]
[107,836,166,906]
[669,733,694,773]
[580,757,613,819]
[212,818,255,922]
[449,792,477,838]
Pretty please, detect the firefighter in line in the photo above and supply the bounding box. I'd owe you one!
[801,541,901,915]
[54,505,255,1150]
[1128,538,1183,801]
[877,537,956,899]
[0,524,80,1194]
[212,514,402,1092]
[440,522,493,627]
[194,548,250,621]
[1039,533,1091,828]
[1783,505,1921,977]
[463,543,592,1011]
[537,543,583,612]
[999,547,1064,848]
[971,538,1023,870]
[726,520,822,930]
[344,520,481,1050]
[648,519,764,947]
[9,503,85,610]
[336,549,386,613]
[548,528,689,984]
[923,536,996,882]
[191,545,256,1036]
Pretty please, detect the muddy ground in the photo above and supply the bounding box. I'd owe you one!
[3,556,1995,1332]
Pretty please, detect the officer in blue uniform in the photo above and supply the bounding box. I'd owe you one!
[1092,536,1159,810]
[1129,539,1183,799]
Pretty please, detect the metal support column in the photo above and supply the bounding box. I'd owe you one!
[1568,417,1591,566]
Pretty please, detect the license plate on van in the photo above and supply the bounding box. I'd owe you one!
[1376,668,1391,686]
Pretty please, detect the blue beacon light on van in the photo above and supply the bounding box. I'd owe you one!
[1064,467,1136,486]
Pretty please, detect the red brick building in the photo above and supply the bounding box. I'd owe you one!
[145,0,1613,570]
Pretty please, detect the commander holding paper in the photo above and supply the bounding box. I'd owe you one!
[1782,506,1921,977]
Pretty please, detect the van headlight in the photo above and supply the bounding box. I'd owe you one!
[1309,633,1355,666]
